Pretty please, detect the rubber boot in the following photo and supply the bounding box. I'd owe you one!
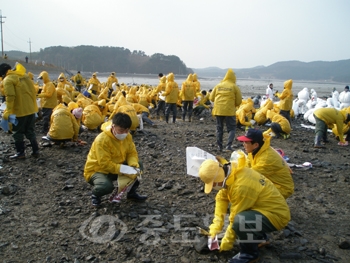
[127,180,147,201]
[323,135,329,143]
[228,243,259,263]
[30,139,40,158]
[314,135,325,148]
[173,115,176,123]
[10,141,26,160]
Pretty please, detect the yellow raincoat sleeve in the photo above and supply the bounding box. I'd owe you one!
[209,189,229,237]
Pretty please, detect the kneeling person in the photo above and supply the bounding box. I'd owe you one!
[199,157,290,262]
[83,112,147,206]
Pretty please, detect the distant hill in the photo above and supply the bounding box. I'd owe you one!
[193,60,350,82]
[4,46,350,83]
[5,46,193,76]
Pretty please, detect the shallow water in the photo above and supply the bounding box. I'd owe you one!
[97,73,346,98]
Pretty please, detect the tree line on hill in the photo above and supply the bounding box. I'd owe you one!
[5,45,350,82]
[6,45,193,75]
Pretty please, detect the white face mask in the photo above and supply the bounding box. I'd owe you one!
[114,132,128,141]
[112,127,128,140]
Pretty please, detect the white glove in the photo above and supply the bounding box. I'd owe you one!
[250,120,256,125]
[120,165,138,175]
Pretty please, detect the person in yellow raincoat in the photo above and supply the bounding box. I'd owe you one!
[37,71,57,133]
[47,104,79,145]
[275,79,293,125]
[210,69,242,152]
[138,86,152,108]
[237,128,294,199]
[192,73,201,93]
[162,72,179,124]
[126,86,139,104]
[193,90,210,117]
[86,72,101,95]
[264,110,291,139]
[332,112,350,143]
[254,98,274,125]
[82,104,104,130]
[198,155,290,262]
[0,63,40,159]
[132,103,157,127]
[180,73,196,122]
[57,73,74,99]
[153,75,167,119]
[106,72,118,90]
[84,112,147,206]
[236,98,256,131]
[74,71,84,92]
[313,107,350,148]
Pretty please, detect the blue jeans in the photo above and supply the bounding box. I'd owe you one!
[141,112,154,125]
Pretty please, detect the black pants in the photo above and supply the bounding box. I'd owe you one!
[279,110,291,124]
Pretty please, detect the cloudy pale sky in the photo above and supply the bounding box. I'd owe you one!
[1,0,349,69]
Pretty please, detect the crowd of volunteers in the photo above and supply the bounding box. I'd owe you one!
[1,62,350,263]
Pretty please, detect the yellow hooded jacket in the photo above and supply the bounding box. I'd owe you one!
[254,99,274,125]
[192,73,201,93]
[210,69,242,116]
[276,79,293,111]
[162,73,179,103]
[247,135,294,198]
[314,108,347,142]
[106,74,118,89]
[48,106,79,141]
[87,74,101,93]
[82,104,103,130]
[153,76,167,98]
[37,71,57,109]
[267,110,291,134]
[83,126,139,182]
[3,69,38,117]
[209,164,290,250]
[180,74,196,101]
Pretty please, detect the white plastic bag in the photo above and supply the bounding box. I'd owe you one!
[186,147,216,177]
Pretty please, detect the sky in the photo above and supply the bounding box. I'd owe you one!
[1,0,350,69]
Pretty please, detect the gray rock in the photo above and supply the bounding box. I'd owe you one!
[279,252,302,259]
[283,229,291,237]
[338,239,350,249]
[319,247,326,255]
[193,236,210,254]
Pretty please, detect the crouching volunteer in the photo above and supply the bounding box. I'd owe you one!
[83,112,147,206]
[237,128,294,199]
[46,104,80,146]
[198,154,290,263]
